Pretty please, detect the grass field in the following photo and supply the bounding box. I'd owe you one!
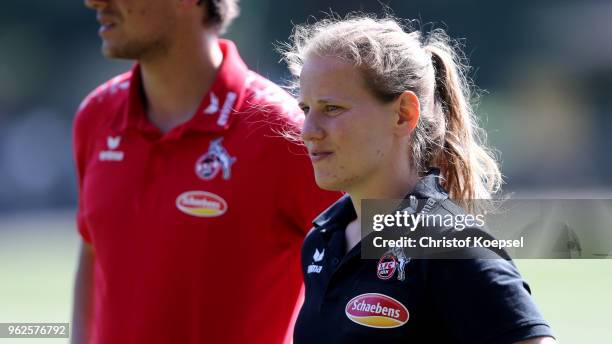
[0,210,610,343]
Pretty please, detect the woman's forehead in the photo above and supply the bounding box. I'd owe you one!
[299,56,368,99]
[301,55,357,77]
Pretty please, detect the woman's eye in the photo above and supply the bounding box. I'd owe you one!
[324,105,342,113]
[300,106,310,115]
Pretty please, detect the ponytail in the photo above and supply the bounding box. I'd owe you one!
[424,33,502,211]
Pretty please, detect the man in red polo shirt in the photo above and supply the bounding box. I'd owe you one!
[72,1,339,343]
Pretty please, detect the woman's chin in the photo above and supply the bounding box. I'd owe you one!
[314,177,342,191]
[314,174,352,192]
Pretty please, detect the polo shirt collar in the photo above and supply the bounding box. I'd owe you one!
[118,39,249,136]
[312,168,449,230]
[410,167,449,200]
[312,194,355,230]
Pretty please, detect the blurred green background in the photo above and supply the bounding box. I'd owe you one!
[1,0,611,342]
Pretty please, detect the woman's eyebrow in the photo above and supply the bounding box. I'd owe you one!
[317,97,344,104]
[298,98,333,106]
[298,97,347,106]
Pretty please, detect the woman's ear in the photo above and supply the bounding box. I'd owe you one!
[393,91,420,137]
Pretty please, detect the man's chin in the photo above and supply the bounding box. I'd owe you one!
[101,45,120,59]
[101,43,135,60]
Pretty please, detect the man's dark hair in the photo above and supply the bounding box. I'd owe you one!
[198,0,240,34]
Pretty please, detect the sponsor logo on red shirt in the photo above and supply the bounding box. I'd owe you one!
[176,191,227,217]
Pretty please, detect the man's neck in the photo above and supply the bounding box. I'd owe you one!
[139,33,223,133]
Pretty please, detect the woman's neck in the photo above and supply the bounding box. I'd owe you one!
[342,167,417,254]
[348,169,418,223]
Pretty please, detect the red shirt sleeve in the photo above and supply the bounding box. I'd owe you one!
[72,96,96,244]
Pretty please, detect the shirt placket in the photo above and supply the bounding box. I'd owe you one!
[319,228,363,311]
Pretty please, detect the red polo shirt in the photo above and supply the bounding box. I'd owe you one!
[73,39,339,344]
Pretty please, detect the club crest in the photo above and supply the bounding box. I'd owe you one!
[376,254,397,280]
[195,138,236,180]
[377,247,410,281]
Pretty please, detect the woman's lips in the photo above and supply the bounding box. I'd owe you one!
[309,151,333,162]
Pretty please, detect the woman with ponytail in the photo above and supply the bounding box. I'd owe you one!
[281,14,556,343]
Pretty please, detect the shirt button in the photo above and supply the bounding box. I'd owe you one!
[331,258,340,265]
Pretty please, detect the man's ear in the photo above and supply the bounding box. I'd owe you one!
[393,91,420,136]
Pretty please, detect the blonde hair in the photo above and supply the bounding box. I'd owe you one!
[280,14,502,210]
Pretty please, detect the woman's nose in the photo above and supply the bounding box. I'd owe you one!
[301,114,325,142]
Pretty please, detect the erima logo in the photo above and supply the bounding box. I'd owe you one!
[204,93,219,114]
[99,135,124,162]
[107,136,120,149]
[421,197,437,214]
[307,248,325,274]
[203,92,236,127]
